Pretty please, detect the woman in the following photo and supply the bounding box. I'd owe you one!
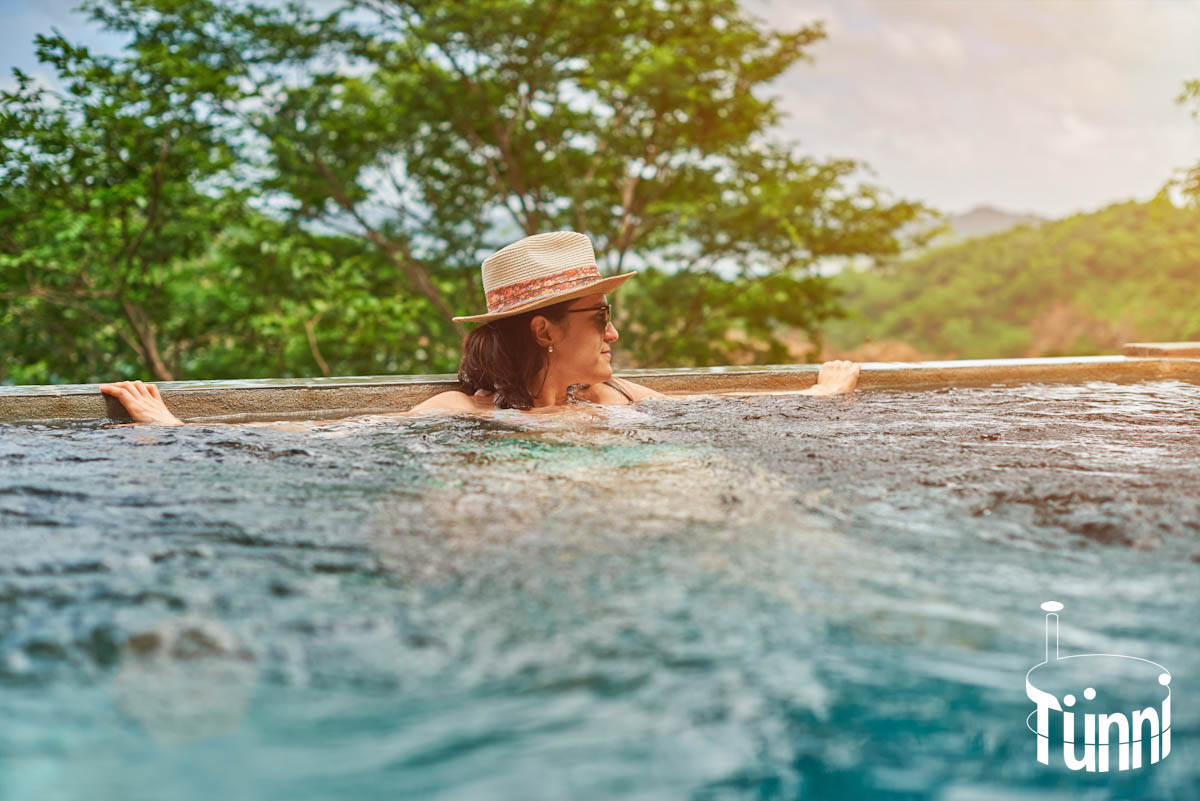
[101,231,859,424]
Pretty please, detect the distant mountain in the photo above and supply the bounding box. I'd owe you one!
[942,205,1045,241]
[898,205,1046,255]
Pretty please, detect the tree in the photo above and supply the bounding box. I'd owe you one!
[348,0,928,363]
[3,0,929,383]
[0,41,461,384]
[0,32,245,381]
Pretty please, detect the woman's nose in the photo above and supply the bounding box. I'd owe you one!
[604,321,619,342]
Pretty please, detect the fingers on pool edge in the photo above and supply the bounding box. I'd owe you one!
[98,383,142,417]
[99,381,161,396]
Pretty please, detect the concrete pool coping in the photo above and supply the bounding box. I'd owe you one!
[1123,342,1200,357]
[2,354,1199,424]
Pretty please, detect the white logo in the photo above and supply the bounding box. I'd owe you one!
[1026,601,1172,772]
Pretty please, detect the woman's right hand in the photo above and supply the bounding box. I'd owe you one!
[800,360,861,396]
[99,380,185,426]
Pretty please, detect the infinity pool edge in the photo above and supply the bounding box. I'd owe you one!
[2,355,1198,424]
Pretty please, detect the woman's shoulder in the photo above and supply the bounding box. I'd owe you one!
[408,389,493,414]
[608,376,666,401]
[576,376,665,404]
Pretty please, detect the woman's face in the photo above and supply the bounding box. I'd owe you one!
[544,293,619,385]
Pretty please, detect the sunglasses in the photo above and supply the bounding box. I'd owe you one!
[563,303,613,332]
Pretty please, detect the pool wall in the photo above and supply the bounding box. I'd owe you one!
[2,353,1199,424]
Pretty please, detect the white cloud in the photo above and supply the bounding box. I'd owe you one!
[749,0,1200,217]
[883,22,965,69]
[1049,111,1106,156]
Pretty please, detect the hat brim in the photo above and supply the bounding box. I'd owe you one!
[451,271,637,323]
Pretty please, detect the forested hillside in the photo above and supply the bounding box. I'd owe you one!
[824,193,1200,360]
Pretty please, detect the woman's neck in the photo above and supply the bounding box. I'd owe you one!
[529,367,576,408]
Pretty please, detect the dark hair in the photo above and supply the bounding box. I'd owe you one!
[457,299,574,409]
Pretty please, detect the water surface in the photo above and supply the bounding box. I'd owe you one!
[1,381,1198,800]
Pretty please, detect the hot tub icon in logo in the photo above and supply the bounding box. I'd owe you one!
[1026,601,1172,772]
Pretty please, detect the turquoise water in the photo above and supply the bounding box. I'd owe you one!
[1,381,1198,800]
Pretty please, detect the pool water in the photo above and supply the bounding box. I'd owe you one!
[1,381,1198,800]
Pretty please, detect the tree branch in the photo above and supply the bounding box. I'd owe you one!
[421,35,540,232]
[124,129,172,269]
[8,285,150,367]
[303,314,331,377]
[307,148,466,336]
[121,299,174,380]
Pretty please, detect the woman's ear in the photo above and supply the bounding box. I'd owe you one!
[529,314,554,348]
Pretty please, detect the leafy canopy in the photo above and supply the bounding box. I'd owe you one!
[2,0,928,383]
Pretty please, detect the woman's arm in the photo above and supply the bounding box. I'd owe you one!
[100,362,859,426]
[614,360,861,400]
[100,380,486,426]
[406,390,489,414]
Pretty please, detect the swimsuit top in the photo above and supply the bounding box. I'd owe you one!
[564,379,635,405]
[602,379,635,403]
[477,380,635,409]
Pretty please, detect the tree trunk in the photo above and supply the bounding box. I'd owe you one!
[121,301,174,380]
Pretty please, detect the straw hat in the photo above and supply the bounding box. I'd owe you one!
[452,231,636,322]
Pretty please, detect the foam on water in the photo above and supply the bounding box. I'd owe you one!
[0,380,1198,800]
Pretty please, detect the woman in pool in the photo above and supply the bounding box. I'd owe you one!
[101,231,860,424]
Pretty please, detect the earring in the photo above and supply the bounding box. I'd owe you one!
[547,345,554,353]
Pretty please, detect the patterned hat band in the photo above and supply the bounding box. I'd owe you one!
[484,265,602,313]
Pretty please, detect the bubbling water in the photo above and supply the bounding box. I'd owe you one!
[0,380,1197,800]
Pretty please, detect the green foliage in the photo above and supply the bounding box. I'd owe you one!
[617,265,843,366]
[2,0,927,384]
[0,41,246,382]
[1178,78,1200,201]
[825,195,1200,359]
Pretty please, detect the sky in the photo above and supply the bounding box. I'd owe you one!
[3,0,1199,219]
[748,0,1200,217]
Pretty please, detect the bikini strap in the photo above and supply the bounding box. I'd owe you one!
[603,378,635,403]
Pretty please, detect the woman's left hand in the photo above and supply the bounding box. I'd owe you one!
[99,380,184,426]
